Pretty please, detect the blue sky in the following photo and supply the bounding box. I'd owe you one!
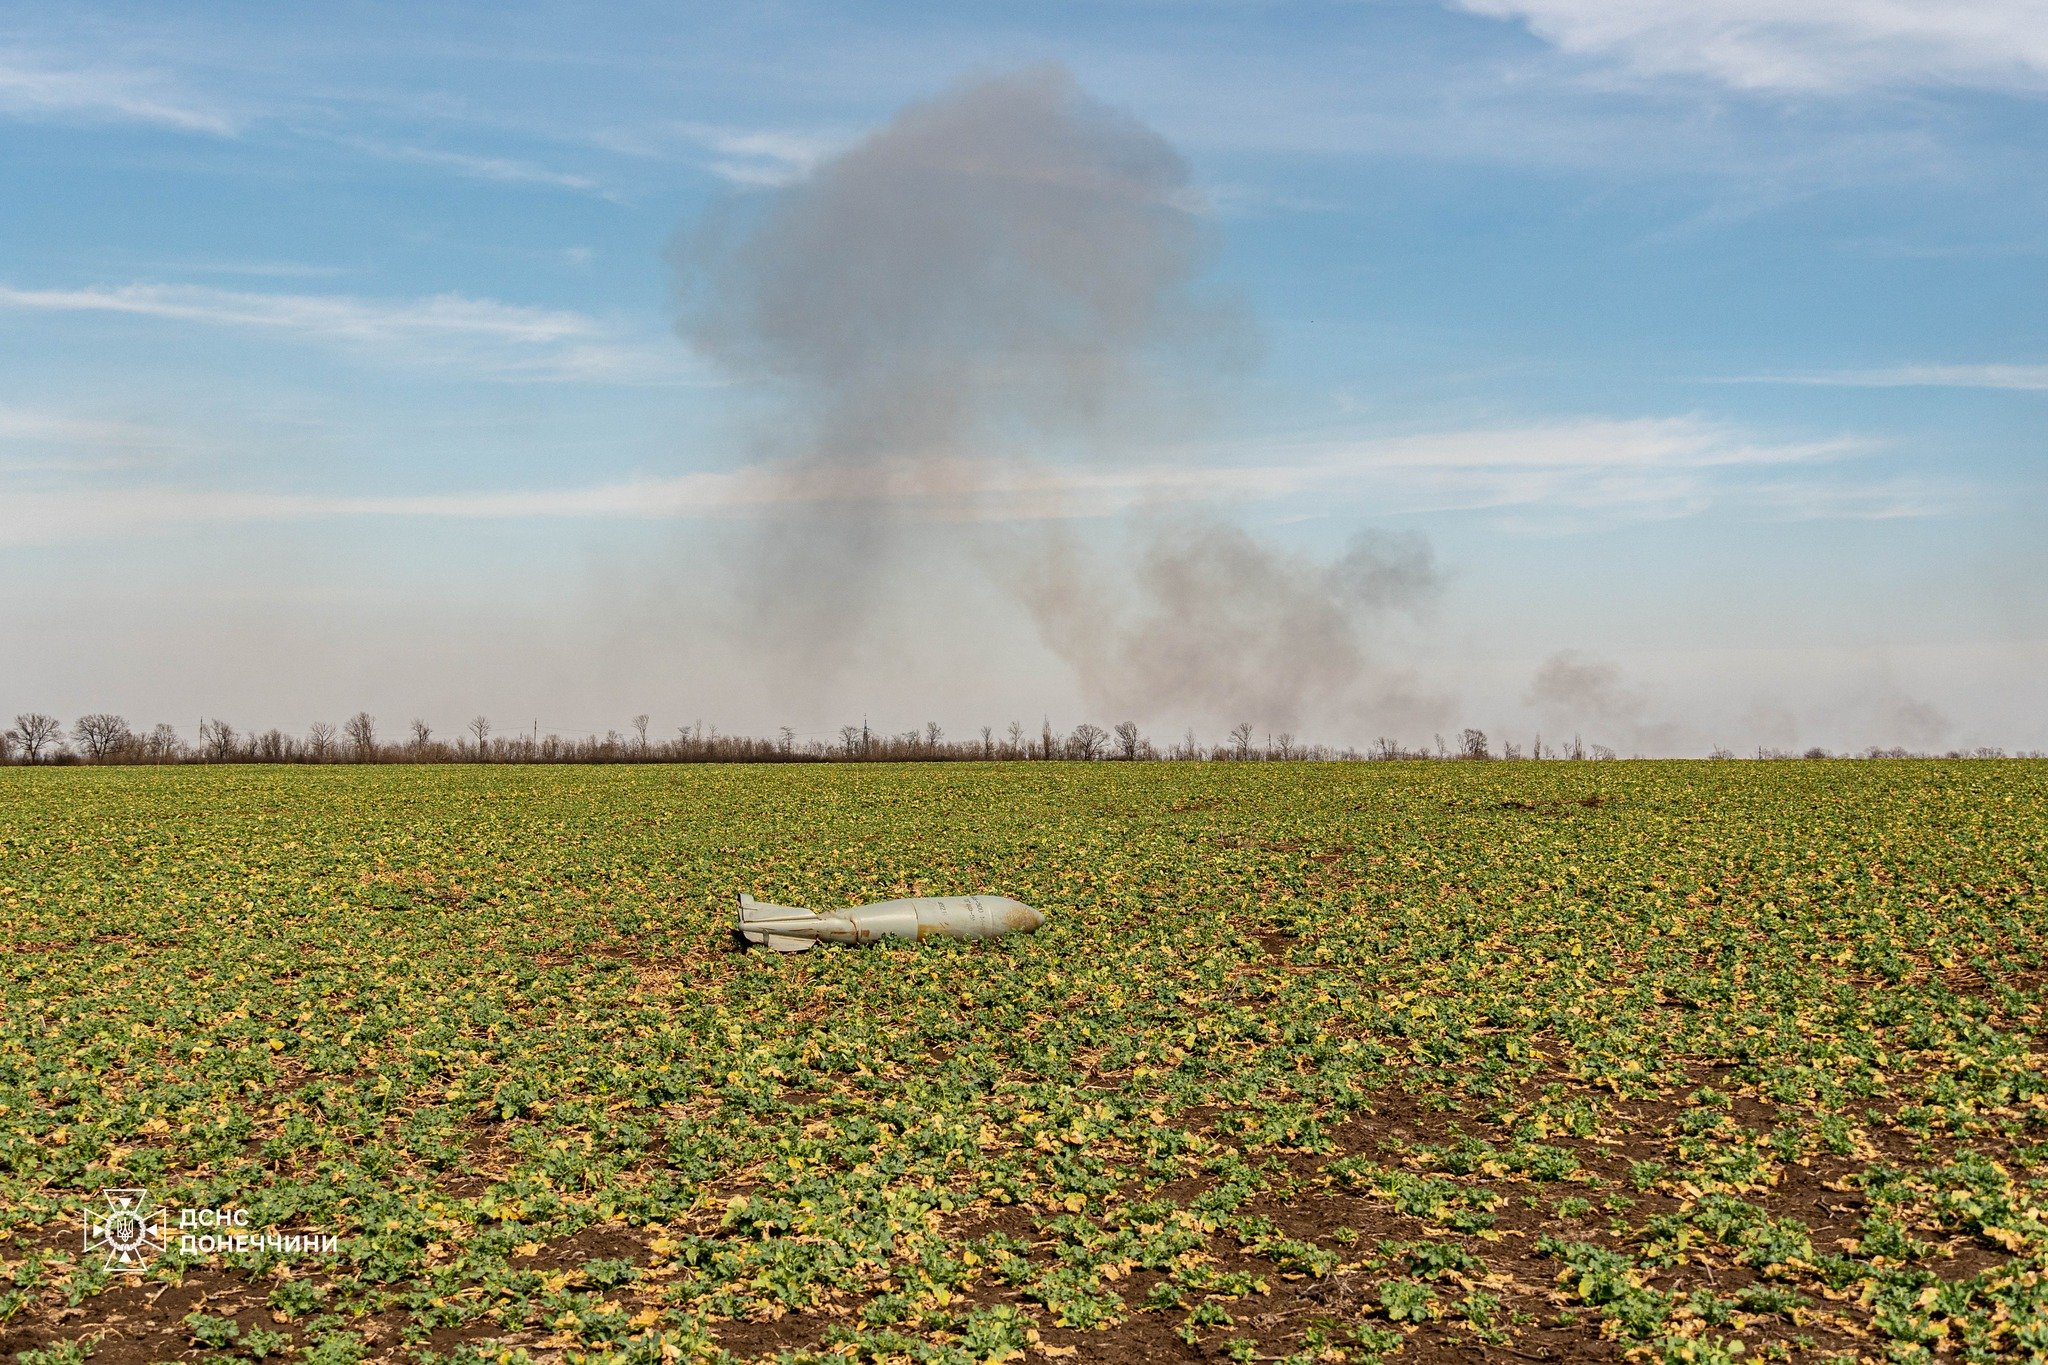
[2,1,2043,753]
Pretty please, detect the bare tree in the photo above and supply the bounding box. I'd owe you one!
[1068,723,1108,760]
[779,726,795,755]
[1006,721,1025,758]
[409,719,432,751]
[7,713,62,763]
[307,721,336,760]
[0,730,10,762]
[1228,721,1256,761]
[468,716,491,753]
[1460,728,1490,760]
[839,725,861,756]
[144,724,184,762]
[980,725,994,758]
[344,712,377,760]
[71,713,130,761]
[925,721,943,751]
[198,718,237,761]
[632,714,650,751]
[251,728,294,762]
[1113,720,1142,760]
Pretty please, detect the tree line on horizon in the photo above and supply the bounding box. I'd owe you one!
[0,711,2028,766]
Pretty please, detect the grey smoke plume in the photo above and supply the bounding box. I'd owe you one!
[1876,696,1952,749]
[673,64,1436,733]
[1525,651,1688,754]
[1015,522,1445,732]
[674,66,1229,651]
[1535,658,1956,756]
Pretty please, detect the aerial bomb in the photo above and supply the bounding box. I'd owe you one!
[735,892,1044,952]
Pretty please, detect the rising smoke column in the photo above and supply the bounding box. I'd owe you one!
[674,66,1220,652]
[674,65,1444,737]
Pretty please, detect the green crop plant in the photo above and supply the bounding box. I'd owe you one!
[0,759,2043,1361]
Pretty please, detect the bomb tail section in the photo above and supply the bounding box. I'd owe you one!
[735,892,823,952]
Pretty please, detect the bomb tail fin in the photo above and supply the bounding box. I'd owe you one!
[736,892,822,952]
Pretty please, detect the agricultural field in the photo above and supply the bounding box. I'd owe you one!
[2,761,2046,1365]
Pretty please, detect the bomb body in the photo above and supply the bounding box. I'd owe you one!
[735,892,1043,952]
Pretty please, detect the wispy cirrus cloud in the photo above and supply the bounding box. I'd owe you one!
[1248,416,1901,522]
[1740,474,1963,520]
[1723,361,2048,391]
[1453,0,2048,94]
[0,281,692,384]
[0,281,587,342]
[0,48,234,133]
[1,414,1935,547]
[0,403,183,477]
[0,405,153,446]
[328,135,610,195]
[129,259,353,280]
[593,121,848,186]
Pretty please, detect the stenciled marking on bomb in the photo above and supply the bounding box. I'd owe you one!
[734,892,1044,952]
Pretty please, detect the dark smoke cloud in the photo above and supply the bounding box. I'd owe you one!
[672,64,1437,735]
[673,66,1235,653]
[680,65,1222,445]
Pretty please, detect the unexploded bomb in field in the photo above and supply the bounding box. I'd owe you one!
[734,891,1044,952]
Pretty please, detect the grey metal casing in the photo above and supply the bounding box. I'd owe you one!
[735,893,1043,951]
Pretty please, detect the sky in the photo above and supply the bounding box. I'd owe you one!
[1,0,2043,756]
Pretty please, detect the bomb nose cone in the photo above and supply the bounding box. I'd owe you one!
[987,897,1044,933]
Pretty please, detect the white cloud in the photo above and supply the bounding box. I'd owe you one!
[0,472,763,547]
[0,405,153,446]
[0,49,234,133]
[0,281,587,342]
[1454,0,2048,93]
[0,281,692,384]
[1729,361,2048,391]
[1741,474,1962,519]
[0,461,1235,546]
[1300,417,1856,472]
[0,401,161,474]
[1,415,1929,546]
[595,121,847,186]
[1253,416,1895,521]
[133,259,353,280]
[331,136,608,194]
[694,127,845,186]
